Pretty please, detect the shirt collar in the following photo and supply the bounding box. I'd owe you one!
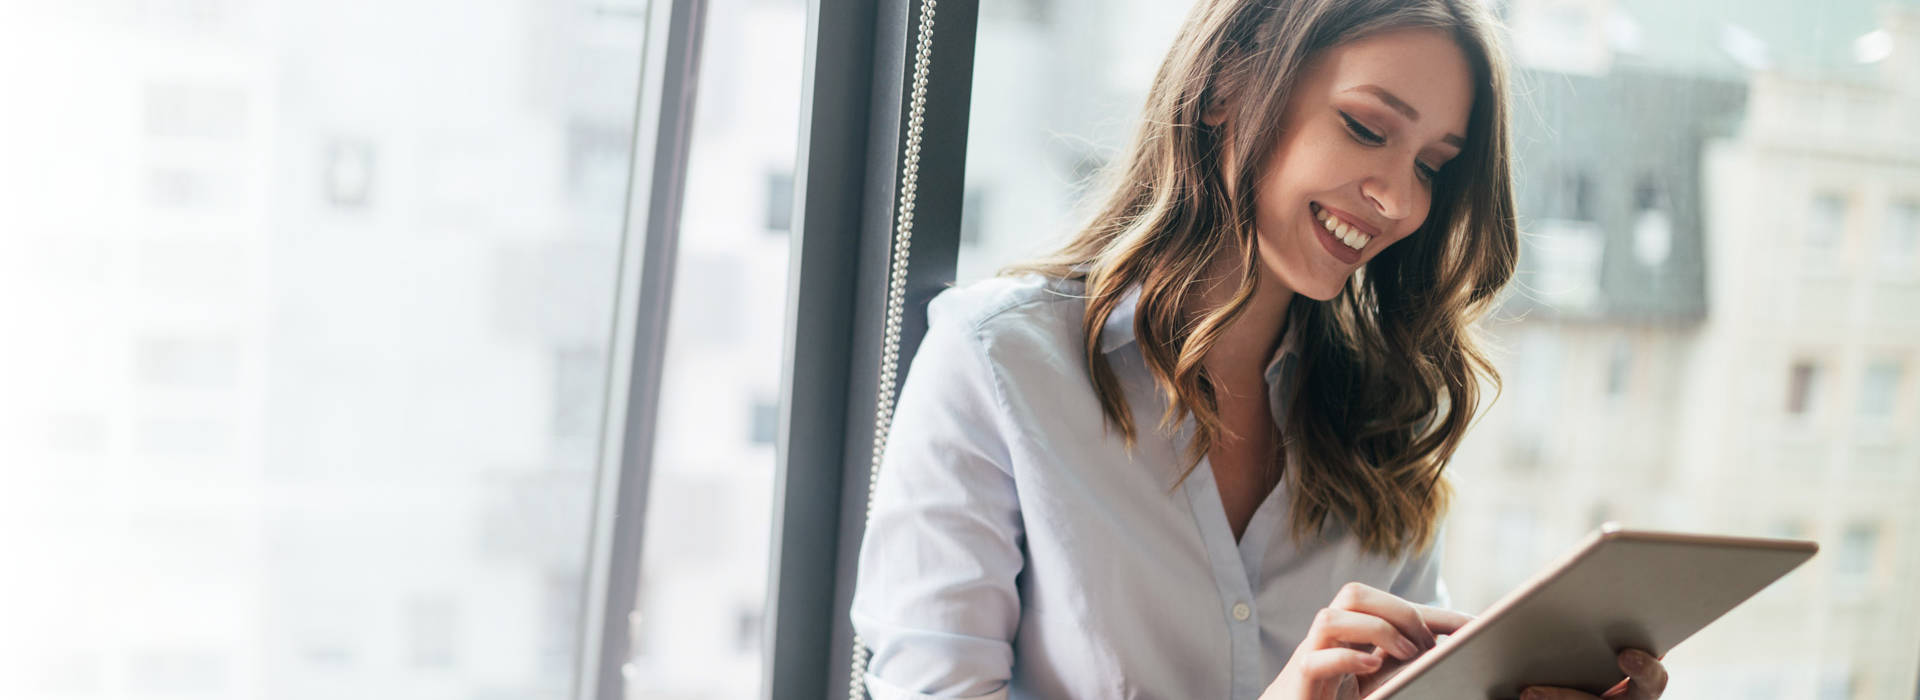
[1096,282,1308,394]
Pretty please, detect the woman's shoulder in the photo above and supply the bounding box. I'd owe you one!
[927,272,1089,341]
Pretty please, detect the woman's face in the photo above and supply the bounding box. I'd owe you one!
[1214,28,1474,302]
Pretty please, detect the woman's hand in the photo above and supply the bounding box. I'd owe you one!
[1258,582,1473,700]
[1521,649,1668,700]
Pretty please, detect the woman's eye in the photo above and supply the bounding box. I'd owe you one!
[1416,162,1440,182]
[1339,112,1385,145]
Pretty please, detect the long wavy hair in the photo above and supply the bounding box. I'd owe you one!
[1001,0,1517,557]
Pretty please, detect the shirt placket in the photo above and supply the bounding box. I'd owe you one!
[1179,419,1266,700]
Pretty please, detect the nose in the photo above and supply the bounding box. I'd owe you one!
[1360,167,1416,223]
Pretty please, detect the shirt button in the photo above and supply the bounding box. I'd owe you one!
[1232,603,1251,621]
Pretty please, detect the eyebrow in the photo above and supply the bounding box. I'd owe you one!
[1349,84,1466,148]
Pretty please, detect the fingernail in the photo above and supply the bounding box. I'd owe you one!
[1521,689,1542,700]
[1623,650,1647,673]
[1396,639,1419,659]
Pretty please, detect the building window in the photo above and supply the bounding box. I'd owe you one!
[552,346,605,442]
[324,139,376,208]
[748,398,778,446]
[1605,338,1633,399]
[1534,220,1605,311]
[1858,359,1901,419]
[135,334,238,389]
[1807,193,1846,251]
[143,82,248,141]
[1786,360,1820,416]
[1554,168,1596,222]
[764,170,793,232]
[1885,200,1919,270]
[1631,177,1672,268]
[733,606,761,653]
[1814,668,1854,700]
[1835,523,1878,593]
[127,649,229,695]
[962,188,989,247]
[405,594,459,669]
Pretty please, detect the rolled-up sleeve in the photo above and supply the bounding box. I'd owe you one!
[849,293,1026,700]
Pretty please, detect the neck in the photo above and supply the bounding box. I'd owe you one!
[1188,253,1296,397]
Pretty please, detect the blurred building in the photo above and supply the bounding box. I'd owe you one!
[1447,1,1920,698]
[0,1,638,698]
[1683,6,1920,697]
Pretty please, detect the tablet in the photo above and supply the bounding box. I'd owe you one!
[1365,523,1818,700]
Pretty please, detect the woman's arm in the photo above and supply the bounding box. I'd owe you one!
[849,292,1025,700]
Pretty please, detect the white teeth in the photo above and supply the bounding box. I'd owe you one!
[1311,204,1370,251]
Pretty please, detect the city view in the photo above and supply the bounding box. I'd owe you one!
[1,0,1915,699]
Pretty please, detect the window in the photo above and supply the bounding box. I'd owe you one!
[630,0,806,695]
[1886,200,1919,270]
[323,138,376,208]
[1787,360,1821,417]
[0,2,644,697]
[404,594,460,668]
[1858,359,1901,420]
[1605,337,1633,398]
[764,169,794,232]
[1533,220,1606,311]
[1835,523,1879,595]
[1817,669,1855,700]
[1809,193,1847,251]
[749,397,779,445]
[1631,177,1672,267]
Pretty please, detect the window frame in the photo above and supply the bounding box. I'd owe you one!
[764,1,980,698]
[574,0,710,699]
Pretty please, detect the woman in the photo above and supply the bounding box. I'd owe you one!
[850,1,1669,698]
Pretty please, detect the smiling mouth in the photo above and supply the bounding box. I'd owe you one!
[1311,202,1372,251]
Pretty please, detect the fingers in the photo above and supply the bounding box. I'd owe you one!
[1327,582,1439,650]
[1525,649,1667,700]
[1412,602,1475,635]
[1521,688,1603,700]
[1521,691,1597,700]
[1305,607,1424,661]
[1295,646,1384,679]
[1617,649,1668,700]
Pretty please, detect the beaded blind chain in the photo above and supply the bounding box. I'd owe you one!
[848,0,940,698]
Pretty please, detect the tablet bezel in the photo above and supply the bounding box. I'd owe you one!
[1363,524,1818,700]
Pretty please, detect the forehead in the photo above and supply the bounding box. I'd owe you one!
[1310,27,1474,138]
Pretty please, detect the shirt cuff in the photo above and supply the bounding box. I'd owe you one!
[862,673,1011,700]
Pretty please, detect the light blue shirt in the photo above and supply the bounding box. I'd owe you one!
[850,272,1449,700]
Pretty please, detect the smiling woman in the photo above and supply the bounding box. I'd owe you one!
[1211,29,1474,295]
[843,0,1632,698]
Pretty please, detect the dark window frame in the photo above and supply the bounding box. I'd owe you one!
[588,1,980,699]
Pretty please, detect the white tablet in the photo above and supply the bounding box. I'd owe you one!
[1366,523,1818,700]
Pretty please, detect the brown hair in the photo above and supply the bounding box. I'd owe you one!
[1001,0,1517,557]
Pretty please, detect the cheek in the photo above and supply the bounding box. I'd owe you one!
[1402,193,1438,240]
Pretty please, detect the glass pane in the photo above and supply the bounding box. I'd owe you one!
[1858,360,1900,419]
[0,1,646,698]
[1884,201,1920,271]
[627,0,806,696]
[959,1,1920,698]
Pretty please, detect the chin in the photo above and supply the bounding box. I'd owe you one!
[1279,269,1347,302]
[1298,283,1344,302]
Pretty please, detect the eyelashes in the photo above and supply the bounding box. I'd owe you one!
[1339,110,1441,182]
[1340,111,1385,145]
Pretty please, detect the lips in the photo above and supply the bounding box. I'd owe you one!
[1309,202,1365,264]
